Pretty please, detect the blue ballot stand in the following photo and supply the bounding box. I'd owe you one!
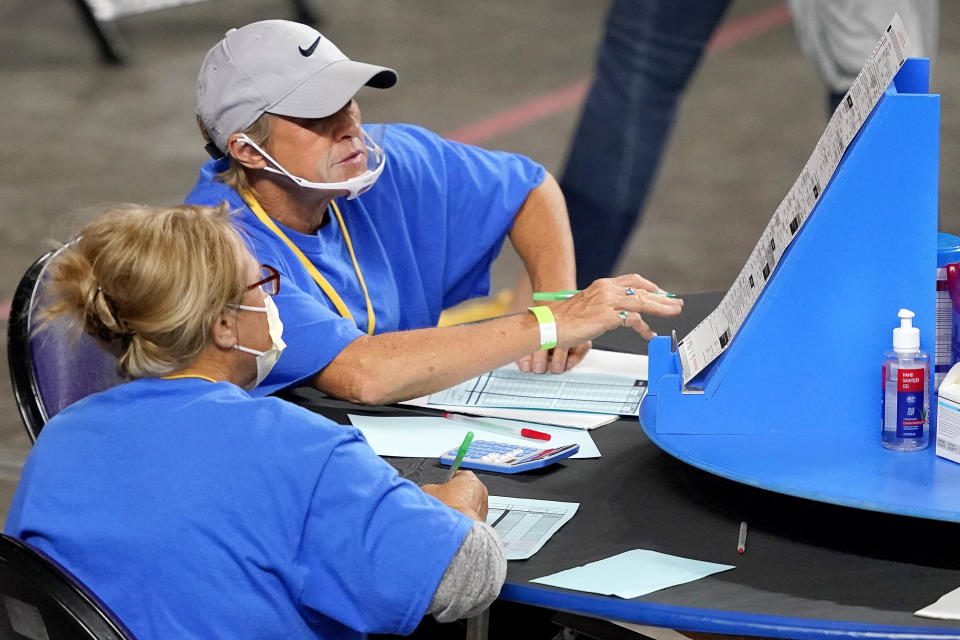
[639,59,960,521]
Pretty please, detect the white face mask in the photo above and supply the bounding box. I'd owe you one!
[230,296,287,389]
[237,125,386,200]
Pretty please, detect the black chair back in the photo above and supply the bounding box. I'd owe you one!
[0,534,134,639]
[7,250,124,443]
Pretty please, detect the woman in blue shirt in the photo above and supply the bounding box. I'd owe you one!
[188,20,686,401]
[5,203,505,639]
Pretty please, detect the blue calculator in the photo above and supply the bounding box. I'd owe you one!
[439,440,579,473]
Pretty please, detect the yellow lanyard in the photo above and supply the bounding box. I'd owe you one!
[241,190,376,335]
[161,374,218,383]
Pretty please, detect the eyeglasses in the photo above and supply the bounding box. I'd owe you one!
[247,264,280,296]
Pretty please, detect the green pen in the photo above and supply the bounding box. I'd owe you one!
[447,431,475,481]
[532,290,580,301]
[533,289,677,300]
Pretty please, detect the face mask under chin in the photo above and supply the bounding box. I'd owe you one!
[238,124,386,200]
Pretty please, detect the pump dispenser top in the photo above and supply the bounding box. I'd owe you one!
[893,308,920,353]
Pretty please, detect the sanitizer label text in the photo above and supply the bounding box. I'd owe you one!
[896,367,926,438]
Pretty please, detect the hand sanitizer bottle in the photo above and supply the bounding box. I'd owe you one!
[881,309,930,451]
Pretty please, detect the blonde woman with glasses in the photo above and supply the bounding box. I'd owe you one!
[5,203,505,640]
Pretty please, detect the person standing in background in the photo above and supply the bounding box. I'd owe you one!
[561,0,937,289]
[789,0,938,112]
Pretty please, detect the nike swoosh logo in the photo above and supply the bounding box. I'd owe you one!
[299,36,322,57]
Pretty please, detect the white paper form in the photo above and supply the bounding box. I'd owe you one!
[677,16,911,386]
[346,415,600,458]
[916,586,960,619]
[486,496,579,560]
[398,398,616,430]
[404,350,647,428]
[565,349,648,379]
[429,369,646,415]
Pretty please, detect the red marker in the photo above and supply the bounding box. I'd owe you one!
[442,412,551,441]
[737,521,748,554]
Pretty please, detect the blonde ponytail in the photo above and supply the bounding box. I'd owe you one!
[38,202,250,378]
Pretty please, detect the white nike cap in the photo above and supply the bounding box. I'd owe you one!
[196,20,397,156]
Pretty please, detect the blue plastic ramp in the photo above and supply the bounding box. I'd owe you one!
[639,59,955,521]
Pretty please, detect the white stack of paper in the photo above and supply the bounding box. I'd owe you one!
[401,350,648,429]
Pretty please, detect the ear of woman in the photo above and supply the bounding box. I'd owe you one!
[211,309,241,351]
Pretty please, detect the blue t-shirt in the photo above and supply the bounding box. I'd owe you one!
[185,124,545,395]
[5,378,472,639]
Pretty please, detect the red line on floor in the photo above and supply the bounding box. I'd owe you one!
[444,3,791,145]
[444,80,591,147]
[707,3,791,53]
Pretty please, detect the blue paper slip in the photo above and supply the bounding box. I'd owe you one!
[530,549,734,599]
[346,415,600,459]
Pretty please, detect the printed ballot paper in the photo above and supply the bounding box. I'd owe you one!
[487,497,579,560]
[427,350,649,416]
[677,15,911,385]
[403,350,648,429]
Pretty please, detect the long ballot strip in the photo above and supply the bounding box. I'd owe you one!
[678,15,911,387]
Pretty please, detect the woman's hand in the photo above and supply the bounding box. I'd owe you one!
[555,274,683,344]
[421,470,489,521]
[516,274,683,373]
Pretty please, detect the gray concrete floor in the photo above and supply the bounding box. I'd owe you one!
[1,0,958,524]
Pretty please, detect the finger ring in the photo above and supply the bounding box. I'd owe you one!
[626,287,635,296]
[619,310,629,326]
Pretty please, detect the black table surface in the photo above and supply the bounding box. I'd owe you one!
[280,293,960,636]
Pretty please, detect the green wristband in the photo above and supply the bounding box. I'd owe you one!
[528,306,558,351]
